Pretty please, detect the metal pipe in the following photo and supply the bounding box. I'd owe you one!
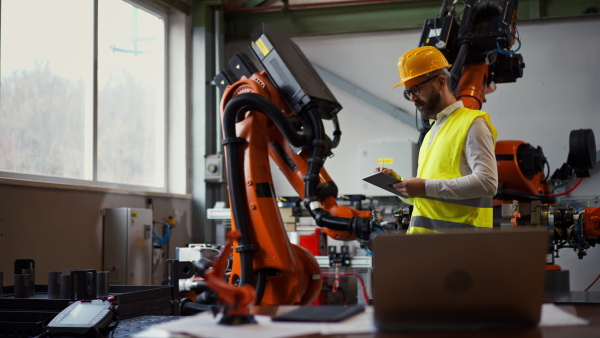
[215,6,224,153]
[48,271,62,299]
[222,0,402,13]
[97,271,110,298]
[22,268,35,297]
[14,274,29,298]
[60,274,71,299]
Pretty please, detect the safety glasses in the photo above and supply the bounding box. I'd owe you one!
[403,76,439,101]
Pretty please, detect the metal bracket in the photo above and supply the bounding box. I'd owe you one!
[166,259,193,316]
[328,245,351,267]
[70,269,97,301]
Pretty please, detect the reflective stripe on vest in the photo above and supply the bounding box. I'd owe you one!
[409,216,479,231]
[422,195,493,208]
[410,197,494,228]
[408,206,494,234]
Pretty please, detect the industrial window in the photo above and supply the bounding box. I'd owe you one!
[0,0,184,193]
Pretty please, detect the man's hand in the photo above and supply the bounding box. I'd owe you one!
[392,177,426,198]
[374,167,402,181]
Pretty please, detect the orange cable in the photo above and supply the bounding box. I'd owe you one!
[584,273,600,292]
[322,272,370,304]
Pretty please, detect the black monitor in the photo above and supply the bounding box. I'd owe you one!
[249,23,342,120]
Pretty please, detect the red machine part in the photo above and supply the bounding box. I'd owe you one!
[583,207,600,238]
[203,231,256,321]
[299,228,327,256]
[495,140,548,197]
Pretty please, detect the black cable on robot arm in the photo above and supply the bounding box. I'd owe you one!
[303,107,326,201]
[438,0,449,17]
[221,92,309,287]
[224,93,307,148]
[301,107,372,240]
[331,114,342,149]
[450,41,470,83]
[254,269,267,305]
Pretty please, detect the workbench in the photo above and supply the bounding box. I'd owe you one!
[131,300,600,338]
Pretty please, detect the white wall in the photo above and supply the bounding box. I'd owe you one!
[291,18,600,189]
[228,17,600,291]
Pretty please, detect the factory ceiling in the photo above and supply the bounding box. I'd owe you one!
[220,0,600,40]
[158,1,599,39]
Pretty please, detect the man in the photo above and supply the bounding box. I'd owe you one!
[377,46,498,234]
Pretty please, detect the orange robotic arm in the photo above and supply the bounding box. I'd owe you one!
[218,69,374,307]
[201,231,257,324]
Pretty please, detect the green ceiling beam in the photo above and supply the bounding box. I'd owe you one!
[192,0,222,28]
[224,0,443,41]
[243,0,269,9]
[528,0,541,19]
[223,0,600,41]
[519,0,600,20]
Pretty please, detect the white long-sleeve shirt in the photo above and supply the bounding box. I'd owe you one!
[423,101,498,199]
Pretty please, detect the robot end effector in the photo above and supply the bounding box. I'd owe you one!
[304,197,373,241]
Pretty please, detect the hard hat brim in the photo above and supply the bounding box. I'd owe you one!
[391,64,452,89]
[391,81,404,89]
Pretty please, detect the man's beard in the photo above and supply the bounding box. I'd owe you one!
[415,90,441,120]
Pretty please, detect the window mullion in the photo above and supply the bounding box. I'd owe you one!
[92,0,99,182]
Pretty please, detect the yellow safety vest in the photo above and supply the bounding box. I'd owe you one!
[407,107,497,234]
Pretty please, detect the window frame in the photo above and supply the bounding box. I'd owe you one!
[0,0,189,196]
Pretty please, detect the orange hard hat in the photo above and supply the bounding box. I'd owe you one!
[392,46,452,89]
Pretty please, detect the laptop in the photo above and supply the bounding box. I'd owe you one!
[372,228,549,332]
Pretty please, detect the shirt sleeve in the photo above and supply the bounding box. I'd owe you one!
[424,117,498,199]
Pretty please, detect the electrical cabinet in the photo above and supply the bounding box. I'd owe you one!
[102,208,153,285]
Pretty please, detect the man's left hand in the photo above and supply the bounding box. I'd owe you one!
[392,177,426,198]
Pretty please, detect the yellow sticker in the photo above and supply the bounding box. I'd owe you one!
[131,211,138,217]
[138,242,146,247]
[377,158,394,165]
[255,38,270,57]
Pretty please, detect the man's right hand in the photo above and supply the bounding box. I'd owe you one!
[374,167,402,181]
[392,177,425,198]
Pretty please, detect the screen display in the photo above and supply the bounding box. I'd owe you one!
[59,303,107,325]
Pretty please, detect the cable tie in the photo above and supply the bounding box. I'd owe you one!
[221,137,246,146]
[235,243,259,253]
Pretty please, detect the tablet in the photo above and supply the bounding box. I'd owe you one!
[362,172,405,197]
[272,305,365,322]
